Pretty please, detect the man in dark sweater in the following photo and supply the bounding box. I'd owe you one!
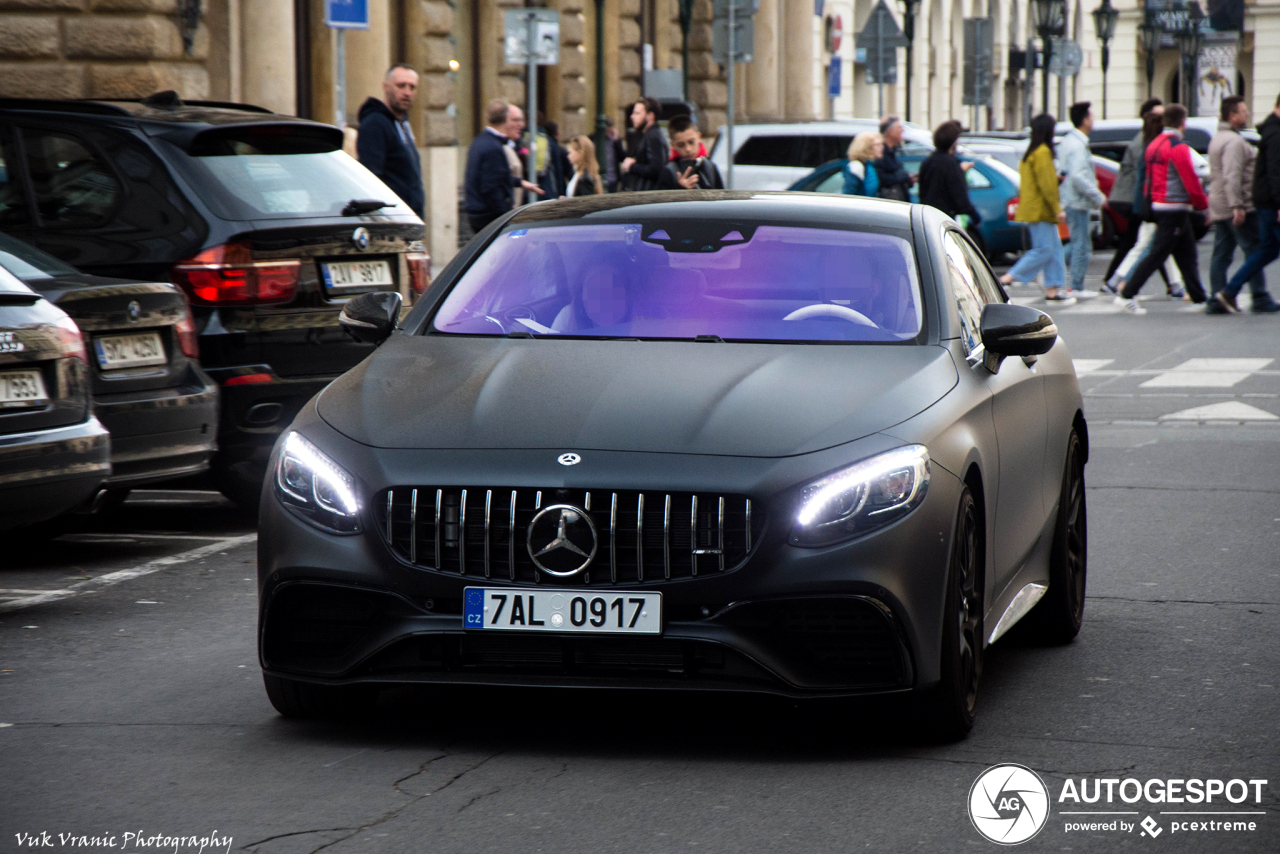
[356,64,424,216]
[620,97,669,191]
[657,115,723,190]
[873,116,914,201]
[919,120,982,225]
[1220,91,1280,312]
[463,99,545,234]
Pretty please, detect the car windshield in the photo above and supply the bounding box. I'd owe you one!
[0,231,78,280]
[161,143,413,221]
[432,221,923,343]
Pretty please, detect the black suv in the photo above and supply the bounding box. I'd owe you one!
[0,93,428,508]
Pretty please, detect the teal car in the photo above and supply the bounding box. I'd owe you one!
[787,150,1028,260]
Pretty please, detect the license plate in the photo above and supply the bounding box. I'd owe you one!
[464,587,662,635]
[0,369,47,408]
[93,331,166,370]
[322,259,393,291]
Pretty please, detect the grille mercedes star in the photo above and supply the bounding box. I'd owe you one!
[375,487,759,585]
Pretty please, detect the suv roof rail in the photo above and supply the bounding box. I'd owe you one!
[178,99,275,114]
[0,98,132,117]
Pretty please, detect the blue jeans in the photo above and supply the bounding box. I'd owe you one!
[1065,208,1092,290]
[1210,214,1268,300]
[1007,222,1066,288]
[1225,210,1280,298]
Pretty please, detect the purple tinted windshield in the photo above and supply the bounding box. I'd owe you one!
[432,223,923,342]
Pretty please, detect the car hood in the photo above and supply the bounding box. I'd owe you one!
[317,336,958,458]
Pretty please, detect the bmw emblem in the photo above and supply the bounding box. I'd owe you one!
[558,453,581,466]
[126,300,142,323]
[526,505,597,576]
[351,227,371,251]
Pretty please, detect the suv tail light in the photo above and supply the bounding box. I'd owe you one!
[53,315,87,363]
[171,240,300,305]
[174,294,199,359]
[406,251,430,297]
[1006,197,1019,220]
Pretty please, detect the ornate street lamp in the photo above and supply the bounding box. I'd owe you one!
[1139,13,1161,100]
[900,0,922,123]
[1176,1,1205,115]
[1030,0,1066,114]
[1091,0,1119,118]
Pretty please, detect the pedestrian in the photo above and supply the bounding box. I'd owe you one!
[533,115,568,200]
[997,114,1071,301]
[564,135,603,197]
[1207,95,1279,313]
[658,115,723,189]
[874,116,914,201]
[620,97,669,191]
[1113,104,1209,314]
[602,116,624,192]
[919,120,982,228]
[1217,91,1280,313]
[1105,108,1186,297]
[355,64,424,216]
[1101,99,1163,287]
[1058,102,1106,298]
[841,132,882,197]
[462,98,544,234]
[504,104,532,206]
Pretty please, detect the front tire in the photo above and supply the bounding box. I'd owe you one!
[920,487,983,740]
[1026,430,1087,643]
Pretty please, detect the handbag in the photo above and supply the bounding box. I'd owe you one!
[878,183,909,202]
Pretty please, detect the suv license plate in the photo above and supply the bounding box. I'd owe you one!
[322,260,393,291]
[464,587,662,635]
[94,332,166,370]
[0,369,48,408]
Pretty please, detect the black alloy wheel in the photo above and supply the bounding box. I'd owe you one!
[1028,429,1087,643]
[922,487,983,740]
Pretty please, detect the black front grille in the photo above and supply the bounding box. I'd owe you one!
[374,486,759,585]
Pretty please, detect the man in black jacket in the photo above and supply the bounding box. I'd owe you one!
[919,120,982,225]
[356,64,424,216]
[658,115,723,190]
[873,116,913,201]
[1220,92,1280,312]
[620,97,669,191]
[463,98,544,234]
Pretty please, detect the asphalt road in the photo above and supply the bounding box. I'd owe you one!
[2,247,1278,853]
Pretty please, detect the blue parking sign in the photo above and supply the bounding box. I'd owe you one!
[827,56,842,98]
[326,0,368,29]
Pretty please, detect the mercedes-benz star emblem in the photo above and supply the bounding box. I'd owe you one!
[351,227,371,251]
[526,504,597,577]
[557,453,581,466]
[126,300,141,323]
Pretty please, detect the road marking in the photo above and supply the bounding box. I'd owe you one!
[1072,358,1116,374]
[1140,358,1274,388]
[0,534,257,614]
[1160,401,1279,422]
[57,532,233,543]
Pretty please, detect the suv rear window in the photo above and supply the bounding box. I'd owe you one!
[160,139,413,221]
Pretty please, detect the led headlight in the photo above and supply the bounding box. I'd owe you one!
[274,432,362,533]
[790,445,930,547]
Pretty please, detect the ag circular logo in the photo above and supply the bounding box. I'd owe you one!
[968,764,1050,845]
[126,300,142,322]
[557,452,581,466]
[351,227,371,251]
[526,504,597,576]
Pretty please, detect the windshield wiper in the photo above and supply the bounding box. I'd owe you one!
[342,199,392,216]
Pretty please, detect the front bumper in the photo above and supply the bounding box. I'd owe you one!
[257,427,964,698]
[0,416,111,530]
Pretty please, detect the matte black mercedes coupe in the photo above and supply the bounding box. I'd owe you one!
[257,193,1088,738]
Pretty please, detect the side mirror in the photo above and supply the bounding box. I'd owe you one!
[980,302,1057,358]
[339,291,402,344]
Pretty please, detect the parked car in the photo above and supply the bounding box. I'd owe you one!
[708,120,935,190]
[1081,117,1258,160]
[0,232,218,501]
[958,135,1027,171]
[257,192,1089,740]
[0,93,428,509]
[787,151,1027,259]
[0,268,110,530]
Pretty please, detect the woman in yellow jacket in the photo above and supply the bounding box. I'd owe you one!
[999,114,1072,301]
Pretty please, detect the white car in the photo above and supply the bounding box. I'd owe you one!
[708,120,935,190]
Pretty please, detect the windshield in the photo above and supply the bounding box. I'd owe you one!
[163,144,413,221]
[432,222,923,343]
[0,231,78,280]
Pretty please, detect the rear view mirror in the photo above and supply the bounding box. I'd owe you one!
[339,292,402,344]
[980,303,1057,359]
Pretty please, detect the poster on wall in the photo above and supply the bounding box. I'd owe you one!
[1197,37,1238,118]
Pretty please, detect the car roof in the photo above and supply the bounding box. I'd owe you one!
[508,190,915,231]
[712,120,934,149]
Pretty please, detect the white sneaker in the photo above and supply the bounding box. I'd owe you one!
[1066,289,1098,299]
[1117,297,1147,315]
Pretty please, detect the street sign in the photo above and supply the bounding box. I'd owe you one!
[962,17,994,107]
[856,0,909,87]
[828,56,842,98]
[504,9,560,65]
[1049,37,1083,77]
[325,0,368,29]
[712,9,755,64]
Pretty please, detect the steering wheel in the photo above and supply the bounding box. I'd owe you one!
[783,303,879,328]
